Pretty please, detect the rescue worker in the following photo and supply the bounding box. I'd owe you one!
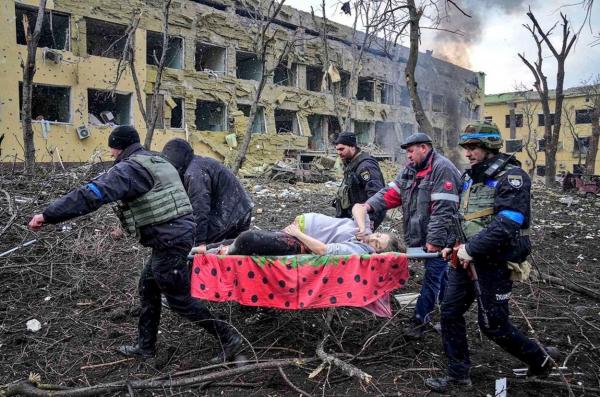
[28,126,241,363]
[425,121,559,392]
[332,132,386,230]
[161,138,253,250]
[353,132,461,337]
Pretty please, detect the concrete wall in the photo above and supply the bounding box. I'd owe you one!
[1,0,485,173]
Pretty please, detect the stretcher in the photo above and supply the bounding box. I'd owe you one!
[190,248,440,317]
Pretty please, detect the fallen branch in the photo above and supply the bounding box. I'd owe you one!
[316,336,372,385]
[1,358,314,396]
[278,366,312,397]
[80,358,135,370]
[534,270,600,301]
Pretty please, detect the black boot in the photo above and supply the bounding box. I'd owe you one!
[403,320,427,339]
[425,375,472,392]
[527,346,561,377]
[117,344,155,359]
[210,332,242,364]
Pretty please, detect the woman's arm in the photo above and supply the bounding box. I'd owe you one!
[282,224,327,255]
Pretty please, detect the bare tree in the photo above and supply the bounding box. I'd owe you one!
[518,10,577,186]
[231,0,296,175]
[113,0,173,150]
[515,88,540,177]
[20,0,48,171]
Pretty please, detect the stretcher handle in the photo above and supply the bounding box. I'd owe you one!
[187,247,442,260]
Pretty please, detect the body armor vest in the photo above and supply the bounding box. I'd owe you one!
[118,155,192,236]
[336,151,371,210]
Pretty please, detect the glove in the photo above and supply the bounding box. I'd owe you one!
[457,245,473,263]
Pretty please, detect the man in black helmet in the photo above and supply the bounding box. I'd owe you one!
[162,138,253,252]
[425,121,559,392]
[332,132,386,230]
[28,126,241,363]
[353,132,461,338]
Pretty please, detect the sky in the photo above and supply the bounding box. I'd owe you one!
[285,0,599,95]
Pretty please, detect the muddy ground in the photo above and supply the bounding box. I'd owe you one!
[1,165,600,396]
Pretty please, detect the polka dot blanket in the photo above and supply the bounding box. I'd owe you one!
[190,253,409,317]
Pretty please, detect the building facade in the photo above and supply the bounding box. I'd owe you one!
[485,87,599,176]
[1,0,484,173]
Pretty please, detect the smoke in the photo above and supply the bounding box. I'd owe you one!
[429,0,534,69]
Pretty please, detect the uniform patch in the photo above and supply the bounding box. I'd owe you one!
[360,170,371,181]
[507,175,523,188]
[443,181,454,191]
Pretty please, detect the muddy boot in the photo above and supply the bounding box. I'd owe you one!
[425,375,472,392]
[210,326,242,364]
[403,320,426,339]
[117,344,155,359]
[527,346,561,378]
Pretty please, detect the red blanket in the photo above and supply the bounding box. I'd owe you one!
[190,253,409,315]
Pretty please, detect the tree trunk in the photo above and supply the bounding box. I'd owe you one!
[586,105,599,174]
[405,0,433,139]
[232,76,268,175]
[20,0,48,171]
[144,0,172,149]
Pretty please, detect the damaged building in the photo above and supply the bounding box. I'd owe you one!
[1,0,484,173]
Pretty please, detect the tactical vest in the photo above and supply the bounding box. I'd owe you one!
[336,151,371,210]
[459,164,529,239]
[117,155,192,236]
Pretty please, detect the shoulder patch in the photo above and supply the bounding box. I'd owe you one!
[360,170,371,181]
[507,174,523,188]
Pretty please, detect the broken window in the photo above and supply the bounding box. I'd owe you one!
[381,83,395,105]
[15,5,69,50]
[195,43,227,74]
[400,123,414,140]
[236,51,262,81]
[538,113,555,126]
[398,86,411,107]
[374,122,396,149]
[356,78,374,101]
[573,164,585,174]
[575,109,592,124]
[306,66,323,92]
[307,114,325,150]
[433,127,443,143]
[18,83,70,123]
[88,89,131,125]
[471,105,480,120]
[146,31,183,69]
[169,97,184,129]
[195,100,226,131]
[274,62,297,86]
[505,114,523,128]
[505,139,523,153]
[536,165,546,176]
[238,104,266,134]
[327,116,341,144]
[85,18,127,59]
[573,136,591,153]
[537,138,545,152]
[354,121,372,144]
[274,109,300,134]
[432,94,445,113]
[484,116,493,123]
[145,94,165,129]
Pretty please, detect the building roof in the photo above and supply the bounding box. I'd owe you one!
[485,84,599,105]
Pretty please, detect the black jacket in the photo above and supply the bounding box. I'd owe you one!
[43,143,195,251]
[464,154,532,263]
[335,151,386,229]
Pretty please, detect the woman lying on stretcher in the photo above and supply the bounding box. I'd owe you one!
[200,206,404,256]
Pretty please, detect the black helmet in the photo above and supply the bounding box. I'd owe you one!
[400,132,433,149]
